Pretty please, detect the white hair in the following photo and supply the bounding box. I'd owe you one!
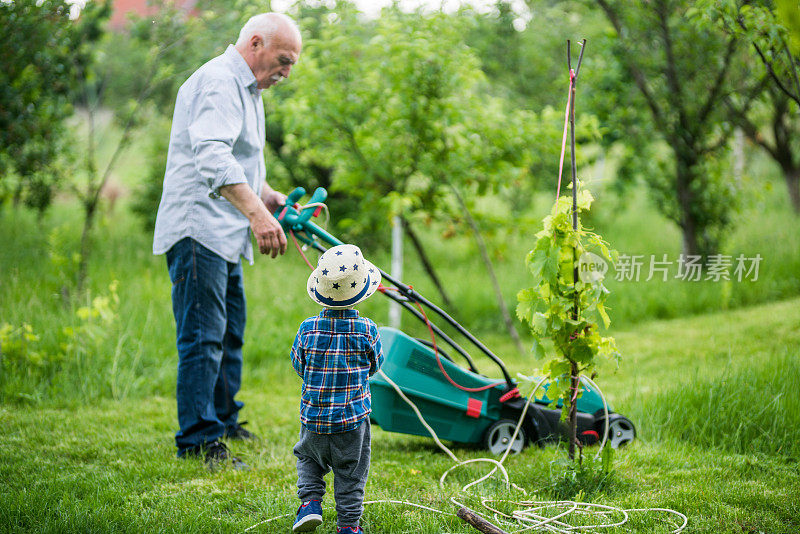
[235,13,301,47]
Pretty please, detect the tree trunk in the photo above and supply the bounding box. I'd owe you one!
[679,220,701,259]
[450,186,525,355]
[12,181,23,208]
[733,128,744,186]
[77,198,97,293]
[76,100,101,294]
[786,168,800,214]
[674,153,702,259]
[769,94,800,215]
[400,216,453,309]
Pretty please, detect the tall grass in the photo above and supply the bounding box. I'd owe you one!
[0,202,395,404]
[633,348,800,458]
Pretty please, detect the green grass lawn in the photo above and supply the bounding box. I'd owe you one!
[1,145,799,532]
[2,296,798,533]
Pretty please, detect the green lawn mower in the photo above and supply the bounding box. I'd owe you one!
[277,186,636,454]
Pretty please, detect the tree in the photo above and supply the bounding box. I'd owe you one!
[68,1,210,292]
[728,83,800,213]
[0,0,106,213]
[698,0,800,106]
[592,0,749,259]
[464,1,605,212]
[692,0,800,213]
[466,1,606,111]
[279,5,539,344]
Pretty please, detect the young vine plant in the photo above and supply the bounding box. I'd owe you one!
[516,181,620,447]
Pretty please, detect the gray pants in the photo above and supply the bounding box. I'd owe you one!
[293,419,371,528]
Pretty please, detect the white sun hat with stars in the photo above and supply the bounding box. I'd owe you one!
[306,244,382,309]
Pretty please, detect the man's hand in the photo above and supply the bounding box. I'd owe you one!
[250,210,287,258]
[219,183,287,258]
[261,188,287,214]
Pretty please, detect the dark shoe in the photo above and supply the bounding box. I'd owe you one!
[224,421,258,441]
[203,441,249,471]
[293,499,323,532]
[336,527,363,533]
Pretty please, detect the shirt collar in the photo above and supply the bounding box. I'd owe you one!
[321,308,359,319]
[224,44,260,95]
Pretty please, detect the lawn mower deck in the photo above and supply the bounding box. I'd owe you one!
[369,327,636,454]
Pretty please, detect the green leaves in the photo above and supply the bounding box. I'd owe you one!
[0,0,109,210]
[569,338,593,365]
[577,189,594,211]
[530,338,546,360]
[597,301,611,329]
[532,312,550,336]
[274,6,545,240]
[515,287,537,324]
[517,180,620,435]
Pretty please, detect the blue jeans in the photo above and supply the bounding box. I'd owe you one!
[166,237,246,455]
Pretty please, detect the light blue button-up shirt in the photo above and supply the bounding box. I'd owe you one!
[153,45,266,264]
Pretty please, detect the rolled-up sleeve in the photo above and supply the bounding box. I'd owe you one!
[187,80,248,199]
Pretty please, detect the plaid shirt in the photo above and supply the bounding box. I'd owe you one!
[291,308,384,434]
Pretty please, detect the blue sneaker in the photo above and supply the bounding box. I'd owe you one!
[293,499,323,532]
[336,527,363,533]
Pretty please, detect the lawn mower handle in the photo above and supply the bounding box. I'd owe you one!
[275,187,517,389]
[280,186,329,226]
[276,186,346,249]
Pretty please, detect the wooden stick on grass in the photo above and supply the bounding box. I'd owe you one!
[456,507,509,534]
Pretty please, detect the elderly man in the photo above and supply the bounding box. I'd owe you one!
[153,13,302,468]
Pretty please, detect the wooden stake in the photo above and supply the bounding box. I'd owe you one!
[456,507,510,534]
[567,38,587,462]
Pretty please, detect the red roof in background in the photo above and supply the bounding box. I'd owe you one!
[109,0,197,31]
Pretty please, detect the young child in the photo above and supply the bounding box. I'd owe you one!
[290,244,384,534]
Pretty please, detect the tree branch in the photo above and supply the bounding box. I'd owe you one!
[400,216,453,309]
[781,35,800,106]
[738,16,800,108]
[595,0,668,132]
[327,115,383,183]
[697,37,738,125]
[721,85,779,160]
[449,182,524,355]
[699,124,735,156]
[656,0,684,111]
